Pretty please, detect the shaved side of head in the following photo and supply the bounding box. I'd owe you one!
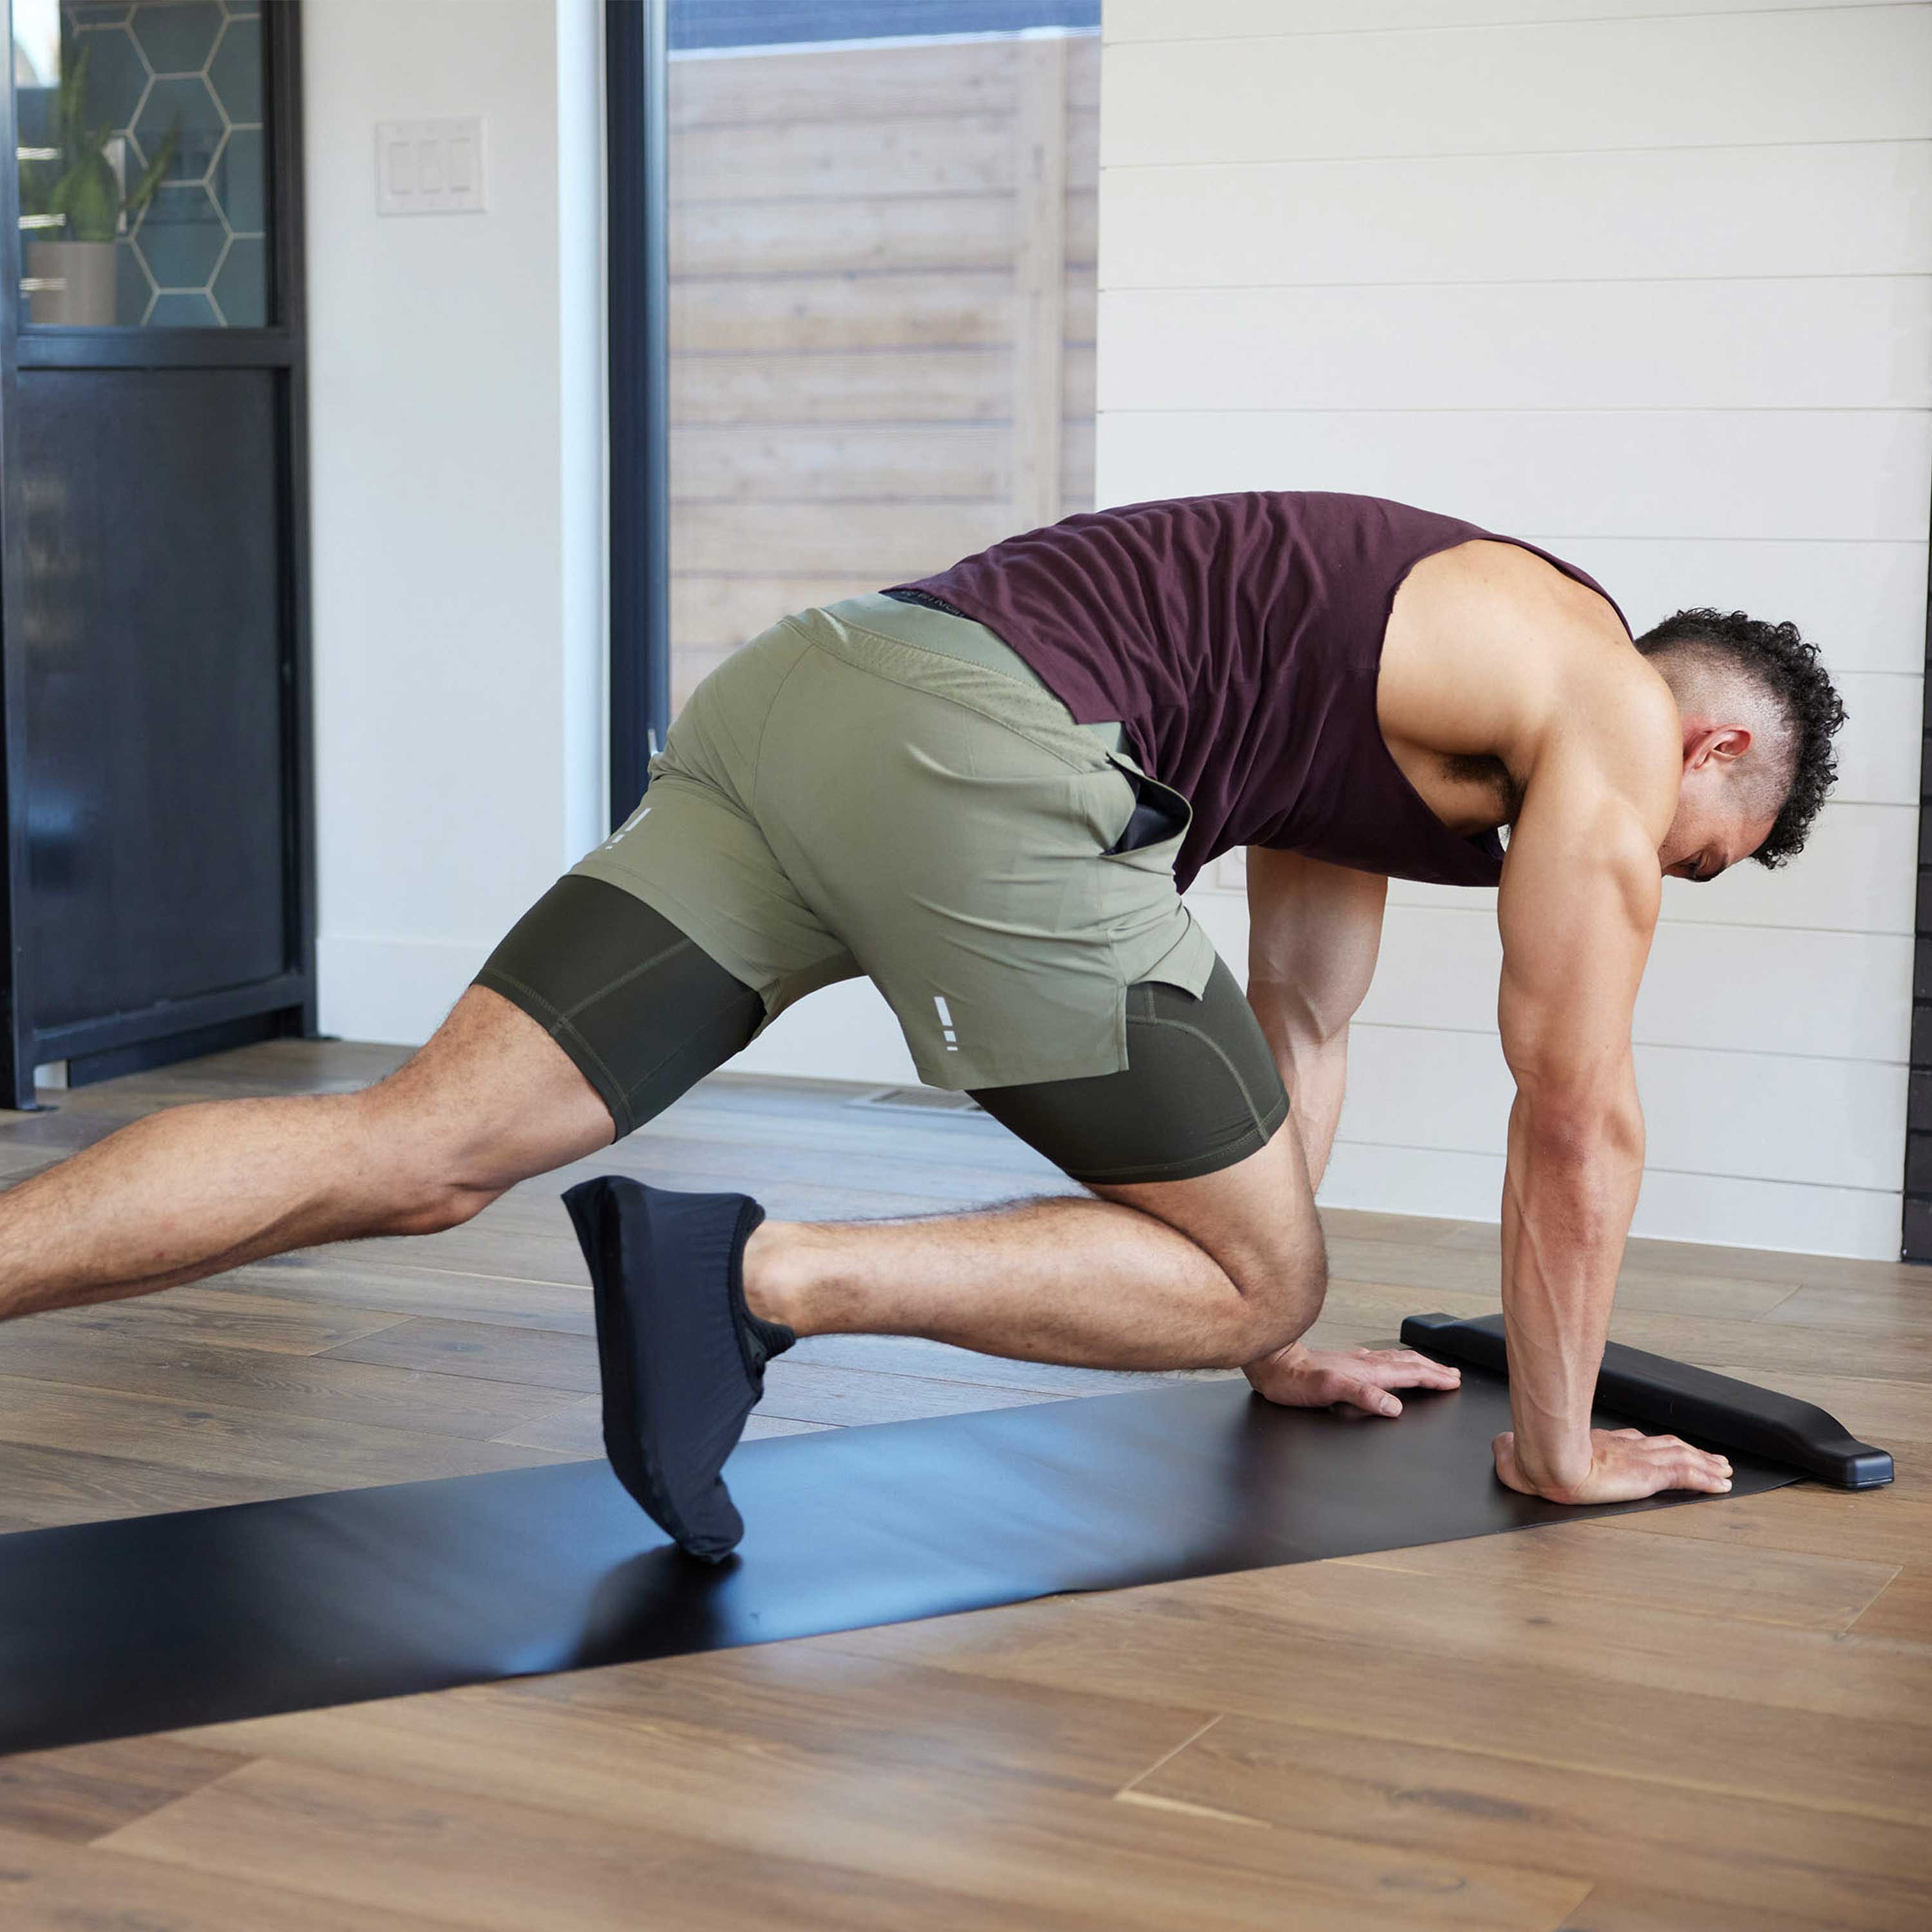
[1647,645,1797,824]
[1632,610,1846,868]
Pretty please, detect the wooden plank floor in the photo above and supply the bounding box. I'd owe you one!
[0,1039,1925,1929]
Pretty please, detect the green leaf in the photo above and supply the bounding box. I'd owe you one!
[56,33,91,142]
[124,122,180,224]
[59,151,121,242]
[21,24,188,242]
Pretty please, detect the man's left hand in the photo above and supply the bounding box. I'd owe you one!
[1245,1342,1461,1417]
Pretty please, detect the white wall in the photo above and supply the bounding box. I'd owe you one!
[1098,0,1932,1257]
[304,0,605,1045]
[295,0,1927,1259]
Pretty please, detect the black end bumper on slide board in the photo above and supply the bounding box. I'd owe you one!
[1401,1311,1893,1490]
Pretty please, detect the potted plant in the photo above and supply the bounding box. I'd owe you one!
[19,23,176,325]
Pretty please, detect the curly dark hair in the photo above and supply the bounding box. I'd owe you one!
[1633,608,1847,868]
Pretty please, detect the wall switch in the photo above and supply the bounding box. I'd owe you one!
[375,118,486,216]
[1212,849,1248,894]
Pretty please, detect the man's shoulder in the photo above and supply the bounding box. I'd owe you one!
[1423,538,1620,628]
[1403,538,1674,809]
[1533,645,1680,829]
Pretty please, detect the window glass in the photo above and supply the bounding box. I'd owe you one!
[665,0,1100,712]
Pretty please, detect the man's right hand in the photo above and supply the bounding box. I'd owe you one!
[1492,1426,1732,1504]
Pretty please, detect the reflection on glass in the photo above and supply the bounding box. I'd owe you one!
[15,0,268,327]
[664,1,1101,715]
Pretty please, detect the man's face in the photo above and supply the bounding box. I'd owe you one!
[1659,746,1778,884]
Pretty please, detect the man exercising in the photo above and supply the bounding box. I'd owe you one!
[0,493,1844,1560]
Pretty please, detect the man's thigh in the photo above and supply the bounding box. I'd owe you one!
[972,961,1321,1312]
[359,982,620,1209]
[473,874,770,1141]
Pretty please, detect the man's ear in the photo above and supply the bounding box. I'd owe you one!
[1684,722,1754,772]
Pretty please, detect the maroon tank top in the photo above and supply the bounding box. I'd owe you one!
[891,491,1629,894]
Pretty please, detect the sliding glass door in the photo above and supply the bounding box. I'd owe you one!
[608,0,1099,821]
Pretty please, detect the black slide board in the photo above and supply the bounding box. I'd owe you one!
[0,1353,1801,1757]
[1403,1311,1893,1489]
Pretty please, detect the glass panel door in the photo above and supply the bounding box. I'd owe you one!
[14,0,269,327]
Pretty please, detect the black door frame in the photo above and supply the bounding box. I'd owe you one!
[605,0,671,829]
[0,0,315,1106]
[1905,507,1932,1260]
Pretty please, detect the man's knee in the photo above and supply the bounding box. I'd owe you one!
[1214,1235,1328,1368]
[1094,1121,1327,1368]
[345,1084,516,1238]
[377,1167,502,1238]
[346,986,616,1238]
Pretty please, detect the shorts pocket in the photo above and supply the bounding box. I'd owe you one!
[1097,757,1192,873]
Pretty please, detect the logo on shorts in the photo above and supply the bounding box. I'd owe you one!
[602,802,650,850]
[933,994,958,1052]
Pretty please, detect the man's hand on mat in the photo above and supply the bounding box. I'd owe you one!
[1492,1426,1733,1504]
[1244,1343,1461,1417]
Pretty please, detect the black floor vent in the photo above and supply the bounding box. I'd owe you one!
[851,1086,982,1115]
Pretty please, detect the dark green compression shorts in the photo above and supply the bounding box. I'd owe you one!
[477,875,1288,1187]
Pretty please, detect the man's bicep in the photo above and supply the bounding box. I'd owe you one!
[1496,781,1660,1105]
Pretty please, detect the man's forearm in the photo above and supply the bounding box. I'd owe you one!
[1499,1088,1644,1493]
[1273,1027,1348,1189]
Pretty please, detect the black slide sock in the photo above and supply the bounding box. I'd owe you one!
[562,1176,795,1561]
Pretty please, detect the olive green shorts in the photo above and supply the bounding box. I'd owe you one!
[570,593,1219,1092]
[477,594,1291,1183]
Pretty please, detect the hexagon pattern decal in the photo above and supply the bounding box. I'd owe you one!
[60,0,267,327]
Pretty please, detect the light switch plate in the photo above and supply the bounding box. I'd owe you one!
[1212,849,1248,894]
[375,117,486,216]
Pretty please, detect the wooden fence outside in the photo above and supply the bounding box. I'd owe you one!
[666,30,1100,710]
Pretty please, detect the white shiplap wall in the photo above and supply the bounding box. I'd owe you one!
[1099,0,1932,1258]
